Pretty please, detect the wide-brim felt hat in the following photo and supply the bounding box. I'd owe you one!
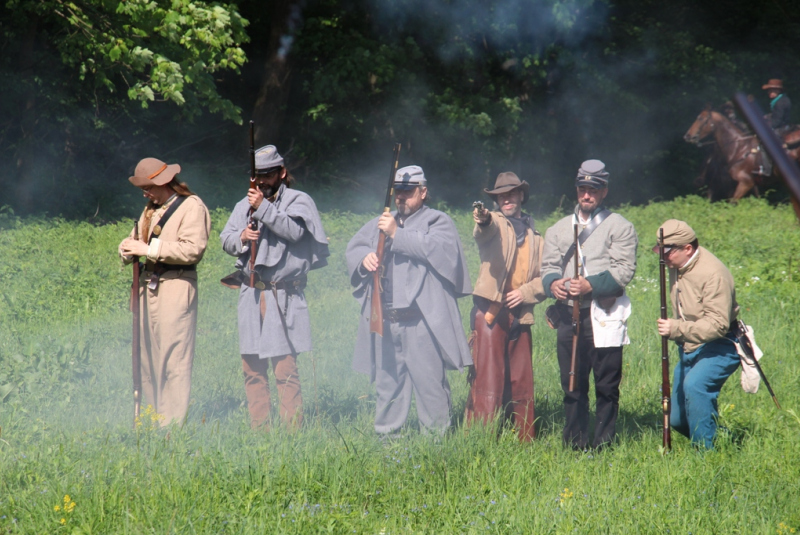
[129,157,181,187]
[484,172,529,204]
[762,79,784,91]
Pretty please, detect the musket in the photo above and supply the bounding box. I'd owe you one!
[737,320,781,409]
[369,142,402,336]
[131,221,142,427]
[247,120,258,288]
[734,92,800,221]
[568,223,580,392]
[658,228,672,451]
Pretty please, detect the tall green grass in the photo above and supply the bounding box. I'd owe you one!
[1,196,799,533]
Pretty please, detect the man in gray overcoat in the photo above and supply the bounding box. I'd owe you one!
[541,159,638,450]
[346,165,472,436]
[220,145,329,429]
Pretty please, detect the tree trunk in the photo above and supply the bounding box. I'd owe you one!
[250,0,301,148]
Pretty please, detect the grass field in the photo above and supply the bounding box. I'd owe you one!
[1,196,799,534]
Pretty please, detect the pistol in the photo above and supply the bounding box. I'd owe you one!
[472,201,484,212]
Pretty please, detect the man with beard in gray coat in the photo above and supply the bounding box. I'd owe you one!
[220,145,329,430]
[346,165,472,437]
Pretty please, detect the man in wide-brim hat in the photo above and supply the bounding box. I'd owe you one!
[119,157,211,426]
[465,171,545,441]
[762,78,791,132]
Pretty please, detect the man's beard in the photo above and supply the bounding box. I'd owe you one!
[259,184,278,198]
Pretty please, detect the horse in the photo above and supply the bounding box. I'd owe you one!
[684,109,800,201]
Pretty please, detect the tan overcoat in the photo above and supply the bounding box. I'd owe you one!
[122,194,211,425]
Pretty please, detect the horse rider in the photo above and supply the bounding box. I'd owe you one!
[763,79,792,135]
[757,79,792,176]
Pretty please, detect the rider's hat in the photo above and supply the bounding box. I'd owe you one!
[762,79,784,91]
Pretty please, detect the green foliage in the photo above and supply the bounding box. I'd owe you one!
[1,198,800,532]
[4,0,248,122]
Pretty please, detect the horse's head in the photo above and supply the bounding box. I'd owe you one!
[684,110,719,145]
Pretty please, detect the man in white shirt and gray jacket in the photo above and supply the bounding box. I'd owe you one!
[541,159,638,450]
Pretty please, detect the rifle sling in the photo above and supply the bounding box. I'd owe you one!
[560,209,612,274]
[146,195,188,244]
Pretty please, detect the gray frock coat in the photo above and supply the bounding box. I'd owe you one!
[220,184,329,358]
[346,205,473,381]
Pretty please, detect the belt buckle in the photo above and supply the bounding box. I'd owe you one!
[386,309,398,322]
[254,281,266,290]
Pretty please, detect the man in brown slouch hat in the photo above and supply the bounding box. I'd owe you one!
[465,172,545,441]
[119,157,211,426]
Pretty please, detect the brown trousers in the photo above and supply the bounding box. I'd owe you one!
[241,353,302,429]
[465,307,535,441]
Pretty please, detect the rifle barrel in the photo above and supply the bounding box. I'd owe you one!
[248,121,258,288]
[370,143,402,336]
[568,223,580,392]
[658,227,672,452]
[132,221,142,428]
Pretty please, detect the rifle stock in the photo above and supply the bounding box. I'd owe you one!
[658,228,672,452]
[131,222,142,428]
[369,143,402,336]
[568,223,580,392]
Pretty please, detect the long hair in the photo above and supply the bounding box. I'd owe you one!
[142,176,194,239]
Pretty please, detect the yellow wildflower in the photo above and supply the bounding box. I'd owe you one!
[54,505,61,512]
[63,495,70,504]
[60,518,66,525]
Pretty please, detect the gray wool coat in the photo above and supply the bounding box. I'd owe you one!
[541,205,638,299]
[346,205,473,380]
[220,184,329,358]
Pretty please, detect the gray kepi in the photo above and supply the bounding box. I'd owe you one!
[484,172,529,204]
[254,145,285,173]
[575,159,609,189]
[394,165,427,190]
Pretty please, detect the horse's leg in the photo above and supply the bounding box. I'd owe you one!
[730,167,754,203]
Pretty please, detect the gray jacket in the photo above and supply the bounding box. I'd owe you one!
[346,205,473,379]
[542,205,638,299]
[220,184,329,358]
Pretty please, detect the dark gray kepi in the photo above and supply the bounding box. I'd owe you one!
[484,172,529,204]
[575,159,609,189]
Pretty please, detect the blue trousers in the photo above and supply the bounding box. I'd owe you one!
[670,338,740,449]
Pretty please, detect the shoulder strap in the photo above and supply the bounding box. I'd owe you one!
[147,195,188,244]
[560,209,612,273]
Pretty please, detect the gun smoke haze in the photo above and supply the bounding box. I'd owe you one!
[295,0,685,218]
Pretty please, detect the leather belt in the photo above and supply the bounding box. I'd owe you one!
[247,276,307,292]
[142,262,197,273]
[383,305,423,323]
